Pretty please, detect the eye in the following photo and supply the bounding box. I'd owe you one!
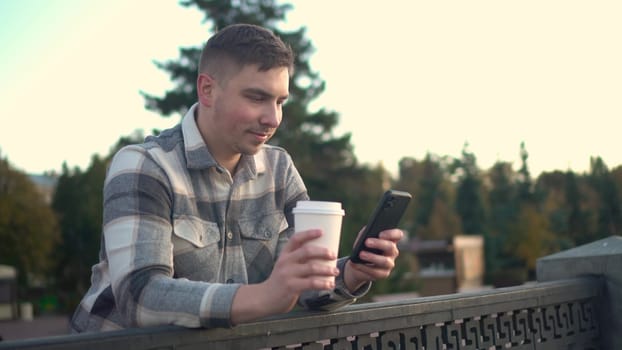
[248,95,264,102]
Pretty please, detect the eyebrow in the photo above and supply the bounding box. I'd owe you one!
[243,87,289,100]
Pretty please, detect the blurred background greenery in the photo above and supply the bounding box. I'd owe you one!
[1,0,620,316]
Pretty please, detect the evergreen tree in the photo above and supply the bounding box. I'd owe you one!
[411,154,460,239]
[50,132,148,312]
[52,158,106,311]
[563,171,593,245]
[414,154,443,235]
[395,157,423,233]
[452,143,486,235]
[612,165,622,190]
[517,141,534,203]
[486,162,517,232]
[484,161,520,278]
[589,157,622,238]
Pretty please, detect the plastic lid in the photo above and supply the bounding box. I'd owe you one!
[292,200,345,216]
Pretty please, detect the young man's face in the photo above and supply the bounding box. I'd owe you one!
[202,64,290,163]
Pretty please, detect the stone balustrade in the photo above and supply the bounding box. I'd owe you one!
[1,235,619,350]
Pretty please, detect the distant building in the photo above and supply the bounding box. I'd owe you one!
[0,265,18,320]
[406,235,487,296]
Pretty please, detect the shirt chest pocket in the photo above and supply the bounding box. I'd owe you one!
[238,211,289,241]
[237,211,289,264]
[172,216,221,253]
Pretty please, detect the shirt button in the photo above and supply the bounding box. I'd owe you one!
[226,279,234,284]
[227,232,233,240]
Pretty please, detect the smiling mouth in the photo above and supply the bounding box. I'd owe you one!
[249,130,272,141]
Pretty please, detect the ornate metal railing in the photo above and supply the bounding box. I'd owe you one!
[1,276,603,350]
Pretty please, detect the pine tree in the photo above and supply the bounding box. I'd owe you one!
[52,157,106,311]
[589,157,622,237]
[453,143,486,235]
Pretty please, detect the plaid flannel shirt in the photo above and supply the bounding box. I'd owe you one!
[71,103,369,332]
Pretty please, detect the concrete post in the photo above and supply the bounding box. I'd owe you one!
[536,235,622,350]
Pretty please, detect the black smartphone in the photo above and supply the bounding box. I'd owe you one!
[350,190,412,264]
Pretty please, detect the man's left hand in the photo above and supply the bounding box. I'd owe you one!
[343,228,404,292]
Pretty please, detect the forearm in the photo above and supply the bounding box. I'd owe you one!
[230,282,286,325]
[113,271,240,329]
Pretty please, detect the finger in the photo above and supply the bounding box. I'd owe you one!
[358,250,395,270]
[285,260,340,279]
[365,238,399,258]
[284,241,338,264]
[378,228,404,242]
[283,229,323,253]
[278,262,338,292]
[348,259,392,281]
[351,254,395,279]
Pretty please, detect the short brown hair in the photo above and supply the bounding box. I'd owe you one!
[198,24,294,80]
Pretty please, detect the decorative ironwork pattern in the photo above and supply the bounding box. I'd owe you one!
[0,278,603,350]
[276,299,600,350]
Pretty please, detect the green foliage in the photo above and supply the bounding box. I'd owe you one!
[506,204,557,271]
[589,157,622,237]
[395,155,461,240]
[50,132,146,312]
[484,161,519,273]
[0,156,59,289]
[51,158,106,311]
[452,143,486,235]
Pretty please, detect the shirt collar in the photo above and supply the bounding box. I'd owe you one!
[181,103,265,176]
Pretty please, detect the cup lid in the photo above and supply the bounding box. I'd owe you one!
[293,200,345,216]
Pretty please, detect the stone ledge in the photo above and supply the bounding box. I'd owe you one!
[537,235,621,350]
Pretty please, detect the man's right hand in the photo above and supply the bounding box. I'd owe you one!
[230,229,339,325]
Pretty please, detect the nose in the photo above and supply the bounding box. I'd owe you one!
[260,103,281,128]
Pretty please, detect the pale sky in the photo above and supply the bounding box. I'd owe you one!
[1,1,621,178]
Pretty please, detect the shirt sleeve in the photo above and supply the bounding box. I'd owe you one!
[103,145,239,329]
[298,257,372,311]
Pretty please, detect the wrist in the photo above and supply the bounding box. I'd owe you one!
[230,282,273,325]
[344,260,367,292]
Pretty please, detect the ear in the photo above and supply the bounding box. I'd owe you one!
[197,73,215,107]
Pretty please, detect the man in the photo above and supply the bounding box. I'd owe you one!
[71,23,403,332]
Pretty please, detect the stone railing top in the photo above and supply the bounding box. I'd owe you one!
[539,235,622,261]
[537,235,622,350]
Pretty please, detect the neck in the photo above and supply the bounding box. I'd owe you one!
[220,155,241,175]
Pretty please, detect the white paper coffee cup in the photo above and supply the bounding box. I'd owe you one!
[293,201,345,284]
